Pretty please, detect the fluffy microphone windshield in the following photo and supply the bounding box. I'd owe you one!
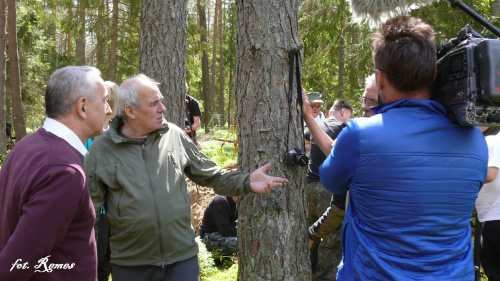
[349,0,435,26]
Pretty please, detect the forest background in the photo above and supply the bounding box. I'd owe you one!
[1,0,499,154]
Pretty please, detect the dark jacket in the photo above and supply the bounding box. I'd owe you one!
[199,195,237,238]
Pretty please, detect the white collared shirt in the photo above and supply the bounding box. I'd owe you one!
[43,118,87,156]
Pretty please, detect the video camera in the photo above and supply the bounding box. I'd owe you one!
[431,25,500,127]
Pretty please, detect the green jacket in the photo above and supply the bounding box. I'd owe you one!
[85,117,250,267]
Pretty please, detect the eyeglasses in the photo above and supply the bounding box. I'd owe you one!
[310,105,322,110]
[359,97,378,107]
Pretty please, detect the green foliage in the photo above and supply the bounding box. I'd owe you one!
[198,126,238,168]
[412,0,498,42]
[299,0,374,116]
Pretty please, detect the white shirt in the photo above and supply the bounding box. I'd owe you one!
[313,112,326,125]
[43,118,88,156]
[476,133,500,222]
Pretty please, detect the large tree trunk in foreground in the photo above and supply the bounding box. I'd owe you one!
[7,0,27,141]
[140,0,186,127]
[236,0,310,279]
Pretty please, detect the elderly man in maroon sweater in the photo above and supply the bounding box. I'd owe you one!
[0,66,112,281]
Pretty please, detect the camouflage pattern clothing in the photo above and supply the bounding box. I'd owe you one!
[202,232,237,256]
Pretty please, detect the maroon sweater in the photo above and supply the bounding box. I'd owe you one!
[0,128,97,281]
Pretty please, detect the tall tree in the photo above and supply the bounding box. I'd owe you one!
[7,0,27,141]
[197,0,211,132]
[491,0,500,15]
[75,0,86,65]
[0,0,6,154]
[210,0,220,127]
[140,0,186,127]
[95,0,107,73]
[236,0,310,279]
[218,1,224,126]
[108,0,118,81]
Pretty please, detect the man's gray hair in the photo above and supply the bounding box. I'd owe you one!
[116,74,160,118]
[365,73,376,89]
[45,66,102,118]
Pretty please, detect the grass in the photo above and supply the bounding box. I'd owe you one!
[198,126,238,168]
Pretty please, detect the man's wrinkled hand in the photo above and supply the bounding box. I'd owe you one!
[249,163,288,194]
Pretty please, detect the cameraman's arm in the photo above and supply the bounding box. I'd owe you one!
[302,88,334,156]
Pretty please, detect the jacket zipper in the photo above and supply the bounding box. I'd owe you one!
[142,141,166,266]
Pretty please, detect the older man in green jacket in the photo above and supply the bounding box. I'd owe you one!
[85,74,287,281]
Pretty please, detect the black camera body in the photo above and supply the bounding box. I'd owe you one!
[285,148,308,167]
[431,27,500,126]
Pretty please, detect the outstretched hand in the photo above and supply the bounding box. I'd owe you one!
[249,163,289,194]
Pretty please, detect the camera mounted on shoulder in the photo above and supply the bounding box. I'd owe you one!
[430,1,500,135]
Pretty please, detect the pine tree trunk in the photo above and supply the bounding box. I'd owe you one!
[75,0,86,65]
[210,0,220,127]
[218,2,224,126]
[108,0,118,82]
[198,0,211,132]
[492,0,500,15]
[139,0,186,127]
[7,0,26,141]
[236,0,310,279]
[227,70,233,127]
[96,0,106,76]
[0,0,7,154]
[337,19,345,99]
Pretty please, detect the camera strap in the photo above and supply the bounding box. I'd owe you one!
[286,47,305,151]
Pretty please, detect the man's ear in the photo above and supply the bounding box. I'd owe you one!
[124,105,136,119]
[76,97,87,119]
[432,66,438,82]
[375,69,385,91]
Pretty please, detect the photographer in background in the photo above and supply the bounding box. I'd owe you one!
[303,16,488,280]
[185,83,202,149]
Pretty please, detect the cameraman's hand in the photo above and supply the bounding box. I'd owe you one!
[249,163,288,194]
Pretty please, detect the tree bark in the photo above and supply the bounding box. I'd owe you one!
[337,19,345,99]
[0,0,7,154]
[96,0,106,76]
[139,0,186,127]
[197,0,211,132]
[236,0,310,279]
[227,70,233,127]
[492,0,500,15]
[218,2,224,126]
[75,0,86,65]
[7,0,27,141]
[210,0,220,127]
[108,0,118,81]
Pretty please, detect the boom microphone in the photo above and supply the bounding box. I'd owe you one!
[349,0,435,25]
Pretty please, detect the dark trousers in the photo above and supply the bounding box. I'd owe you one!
[481,220,500,281]
[97,217,111,281]
[111,255,200,281]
